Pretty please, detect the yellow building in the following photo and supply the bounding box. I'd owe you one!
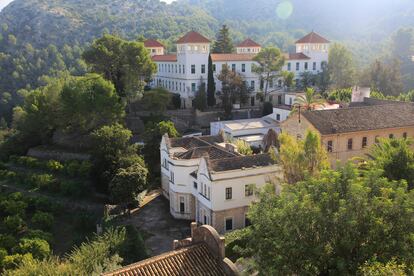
[281,102,414,166]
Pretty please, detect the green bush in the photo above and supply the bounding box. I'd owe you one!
[45,160,64,172]
[13,238,50,260]
[11,156,40,168]
[0,234,17,251]
[0,247,7,267]
[27,196,61,214]
[119,225,148,264]
[0,199,27,217]
[65,161,81,177]
[23,230,53,244]
[225,227,254,261]
[78,160,92,177]
[31,174,60,192]
[31,212,54,231]
[1,253,34,270]
[60,180,91,198]
[3,215,26,234]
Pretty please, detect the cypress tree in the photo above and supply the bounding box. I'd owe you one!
[207,54,216,107]
[213,25,234,53]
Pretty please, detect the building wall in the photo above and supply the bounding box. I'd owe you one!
[212,206,249,234]
[268,107,291,122]
[169,190,196,220]
[322,126,414,166]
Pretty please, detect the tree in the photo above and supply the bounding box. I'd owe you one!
[109,163,148,206]
[359,260,407,276]
[248,164,414,275]
[82,34,156,97]
[217,64,251,117]
[328,43,356,89]
[367,138,414,190]
[361,59,404,96]
[299,71,316,89]
[193,78,207,111]
[60,74,124,132]
[140,88,171,113]
[278,131,328,184]
[143,121,179,183]
[293,87,325,111]
[327,88,352,103]
[233,139,253,155]
[13,238,50,260]
[207,54,216,107]
[316,61,330,93]
[212,25,234,53]
[281,71,295,90]
[252,47,285,98]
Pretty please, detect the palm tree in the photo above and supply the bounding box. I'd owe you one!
[293,88,325,112]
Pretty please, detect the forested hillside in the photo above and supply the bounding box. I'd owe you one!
[1,0,414,121]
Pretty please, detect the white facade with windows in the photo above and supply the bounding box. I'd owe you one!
[160,134,282,233]
[147,31,330,109]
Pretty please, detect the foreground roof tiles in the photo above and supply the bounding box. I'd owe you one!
[303,103,414,135]
[237,38,261,47]
[296,31,330,44]
[104,243,227,276]
[144,39,164,48]
[177,31,211,44]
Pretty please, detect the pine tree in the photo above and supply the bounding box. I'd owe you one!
[213,25,234,53]
[207,54,216,107]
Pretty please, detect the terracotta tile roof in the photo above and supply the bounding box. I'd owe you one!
[237,38,261,47]
[211,53,256,61]
[169,135,225,150]
[174,146,238,160]
[296,31,330,44]
[287,52,311,60]
[104,243,227,276]
[208,153,276,172]
[152,54,177,62]
[302,103,414,135]
[144,39,164,48]
[176,31,211,44]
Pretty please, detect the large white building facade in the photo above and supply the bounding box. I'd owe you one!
[160,134,282,234]
[147,31,330,108]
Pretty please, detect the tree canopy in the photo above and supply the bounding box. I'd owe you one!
[212,25,234,54]
[328,43,356,89]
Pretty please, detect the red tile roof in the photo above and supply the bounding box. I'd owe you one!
[211,53,256,62]
[286,52,311,60]
[152,54,177,62]
[103,244,227,276]
[296,31,330,44]
[176,31,211,44]
[237,38,261,47]
[144,39,164,48]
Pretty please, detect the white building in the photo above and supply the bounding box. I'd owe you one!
[144,39,165,56]
[160,134,282,234]
[210,117,280,148]
[147,31,330,109]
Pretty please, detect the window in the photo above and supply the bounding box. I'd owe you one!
[191,83,196,92]
[296,62,300,71]
[191,64,195,74]
[362,137,367,148]
[208,187,211,200]
[183,65,185,74]
[403,132,408,139]
[201,64,206,74]
[304,62,308,70]
[193,181,198,189]
[225,217,233,231]
[204,214,207,225]
[242,64,246,72]
[179,65,181,74]
[231,64,236,72]
[276,114,281,121]
[225,187,232,200]
[327,140,333,152]
[179,197,185,213]
[245,184,254,197]
[250,81,255,89]
[175,65,177,73]
[213,64,216,72]
[163,158,169,169]
[287,62,291,71]
[389,134,394,139]
[170,171,174,183]
[347,138,353,150]
[313,62,317,70]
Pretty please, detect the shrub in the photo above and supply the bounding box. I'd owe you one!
[12,156,40,168]
[45,160,64,172]
[0,247,7,266]
[13,238,51,260]
[0,234,17,251]
[27,196,61,214]
[0,199,27,217]
[225,227,254,261]
[119,225,148,264]
[23,230,53,244]
[1,253,34,270]
[31,212,54,231]
[78,161,92,177]
[31,174,59,192]
[3,215,26,234]
[60,180,91,198]
[65,161,80,177]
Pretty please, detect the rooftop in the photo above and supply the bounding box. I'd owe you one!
[302,103,414,135]
[237,38,261,47]
[295,31,330,44]
[211,53,256,62]
[174,145,238,160]
[168,134,225,150]
[144,39,164,48]
[152,54,177,62]
[176,31,211,44]
[287,52,311,60]
[208,153,276,172]
[219,117,279,131]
